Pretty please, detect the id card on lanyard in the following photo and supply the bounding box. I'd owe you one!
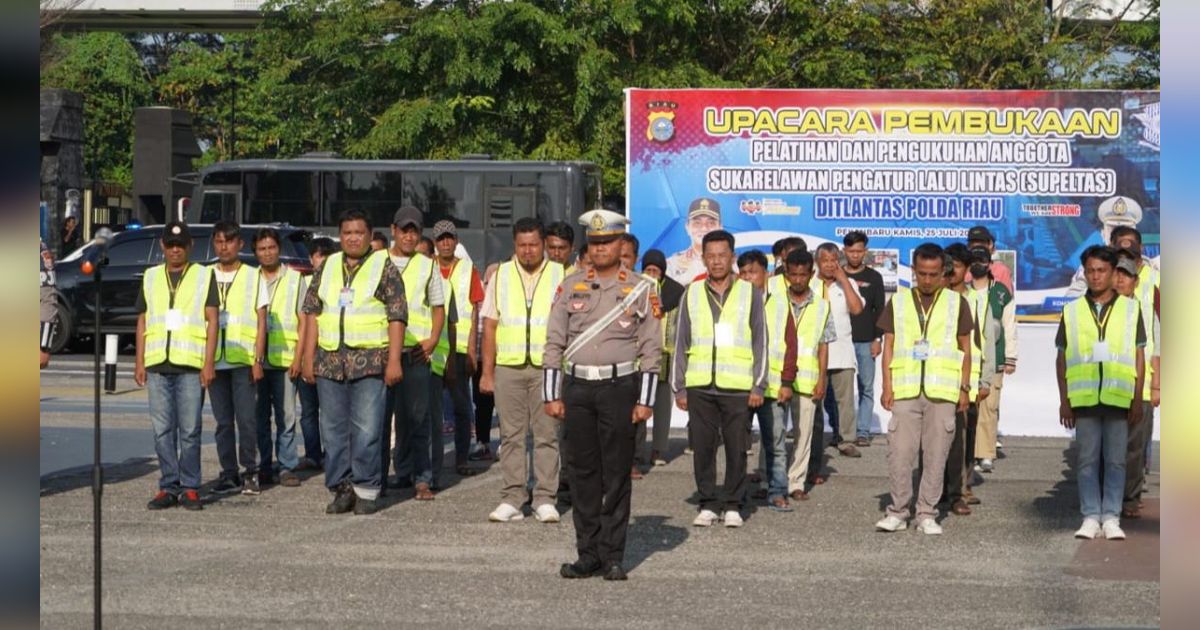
[165,264,190,332]
[1089,300,1115,363]
[912,290,942,361]
[217,266,241,329]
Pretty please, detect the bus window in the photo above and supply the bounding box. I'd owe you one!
[330,170,403,230]
[432,172,482,229]
[584,168,602,210]
[243,170,318,226]
[200,189,237,223]
[486,187,536,229]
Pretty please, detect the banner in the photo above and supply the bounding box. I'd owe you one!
[625,89,1160,319]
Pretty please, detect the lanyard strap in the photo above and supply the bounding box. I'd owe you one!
[218,264,242,308]
[913,289,942,339]
[165,264,191,306]
[1089,297,1116,340]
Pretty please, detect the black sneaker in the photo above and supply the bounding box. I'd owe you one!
[179,489,203,511]
[603,562,628,581]
[326,481,355,514]
[279,470,301,487]
[241,474,261,496]
[147,491,177,510]
[559,558,602,579]
[258,469,277,487]
[212,476,241,495]
[353,498,378,515]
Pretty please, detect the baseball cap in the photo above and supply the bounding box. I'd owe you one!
[432,219,457,239]
[968,246,992,264]
[687,198,721,221]
[392,206,422,230]
[162,221,192,247]
[1115,257,1138,277]
[966,226,993,244]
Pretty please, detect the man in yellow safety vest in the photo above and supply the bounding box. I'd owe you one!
[876,243,974,535]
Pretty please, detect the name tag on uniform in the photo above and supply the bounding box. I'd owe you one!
[912,339,930,361]
[339,288,354,308]
[219,311,230,329]
[1091,341,1112,363]
[165,309,183,332]
[715,323,735,347]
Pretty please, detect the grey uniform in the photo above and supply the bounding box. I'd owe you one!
[40,240,58,351]
[542,266,662,567]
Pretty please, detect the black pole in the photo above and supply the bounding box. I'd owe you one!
[92,264,103,630]
[230,61,237,159]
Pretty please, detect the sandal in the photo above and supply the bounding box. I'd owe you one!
[789,489,809,501]
[414,483,435,501]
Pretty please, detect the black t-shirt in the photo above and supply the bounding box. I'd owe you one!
[136,266,220,373]
[846,266,885,342]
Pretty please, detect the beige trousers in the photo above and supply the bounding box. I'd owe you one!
[885,394,956,522]
[785,395,817,493]
[495,365,560,509]
[974,372,1004,459]
[829,368,858,444]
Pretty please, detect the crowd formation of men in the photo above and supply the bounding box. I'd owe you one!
[115,202,1159,578]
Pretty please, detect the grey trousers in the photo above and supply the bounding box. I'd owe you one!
[829,368,858,445]
[1123,402,1155,510]
[885,394,956,522]
[495,365,560,509]
[209,366,259,478]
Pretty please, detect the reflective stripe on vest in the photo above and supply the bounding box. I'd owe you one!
[891,289,964,403]
[1135,266,1156,398]
[209,263,259,365]
[400,255,435,347]
[264,267,303,368]
[316,251,389,351]
[1063,295,1138,409]
[143,264,211,369]
[791,298,830,396]
[763,291,789,399]
[442,259,474,354]
[684,279,755,391]
[495,259,564,367]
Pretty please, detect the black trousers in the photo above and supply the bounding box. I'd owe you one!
[687,389,750,512]
[943,403,979,503]
[564,374,637,566]
[808,402,825,481]
[471,360,496,447]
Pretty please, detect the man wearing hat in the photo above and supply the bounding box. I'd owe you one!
[384,206,445,500]
[134,221,220,511]
[965,225,1013,295]
[638,249,684,467]
[544,209,662,580]
[667,197,723,285]
[965,242,1015,476]
[1065,196,1157,298]
[432,219,486,476]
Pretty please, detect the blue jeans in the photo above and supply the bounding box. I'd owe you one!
[317,375,386,496]
[753,400,787,499]
[146,371,204,492]
[297,378,323,464]
[1075,406,1128,521]
[822,379,838,442]
[853,341,876,439]
[445,353,475,460]
[256,369,300,472]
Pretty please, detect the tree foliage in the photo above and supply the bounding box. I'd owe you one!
[39,0,1159,194]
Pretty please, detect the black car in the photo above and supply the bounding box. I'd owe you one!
[47,224,313,354]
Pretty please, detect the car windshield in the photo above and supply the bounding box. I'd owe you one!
[59,241,94,263]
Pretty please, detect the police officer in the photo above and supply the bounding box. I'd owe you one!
[40,239,58,368]
[543,209,662,581]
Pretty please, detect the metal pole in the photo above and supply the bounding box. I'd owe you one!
[92,265,103,630]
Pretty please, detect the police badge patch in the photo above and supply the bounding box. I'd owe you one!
[646,101,677,142]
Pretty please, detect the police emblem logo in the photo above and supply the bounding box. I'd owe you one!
[590,213,607,230]
[1113,197,1127,216]
[646,100,677,142]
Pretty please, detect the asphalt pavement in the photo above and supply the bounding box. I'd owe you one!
[40,357,1160,629]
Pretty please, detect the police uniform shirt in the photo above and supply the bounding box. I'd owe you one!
[542,266,662,405]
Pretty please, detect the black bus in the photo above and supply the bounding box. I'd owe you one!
[186,158,603,265]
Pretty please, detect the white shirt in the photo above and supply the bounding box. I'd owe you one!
[822,278,862,370]
[213,265,270,371]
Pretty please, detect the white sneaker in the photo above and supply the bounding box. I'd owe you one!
[875,515,907,532]
[1074,518,1101,539]
[534,504,560,523]
[979,459,994,473]
[1102,518,1126,540]
[723,511,744,528]
[916,518,943,535]
[692,509,719,527]
[996,440,1004,450]
[653,457,667,466]
[488,503,524,522]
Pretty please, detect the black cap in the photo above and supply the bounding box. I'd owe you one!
[967,225,994,244]
[642,249,667,273]
[162,221,192,246]
[392,206,422,230]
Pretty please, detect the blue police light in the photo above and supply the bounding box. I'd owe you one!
[126,221,143,230]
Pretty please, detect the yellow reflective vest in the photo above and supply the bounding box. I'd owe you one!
[790,297,830,396]
[399,254,436,348]
[441,259,475,354]
[890,289,965,403]
[684,279,755,391]
[763,291,790,399]
[316,251,389,351]
[494,259,564,367]
[963,287,984,400]
[1062,295,1138,409]
[1136,264,1158,399]
[210,263,259,366]
[142,264,212,369]
[263,266,304,369]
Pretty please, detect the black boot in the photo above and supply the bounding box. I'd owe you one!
[325,481,356,514]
